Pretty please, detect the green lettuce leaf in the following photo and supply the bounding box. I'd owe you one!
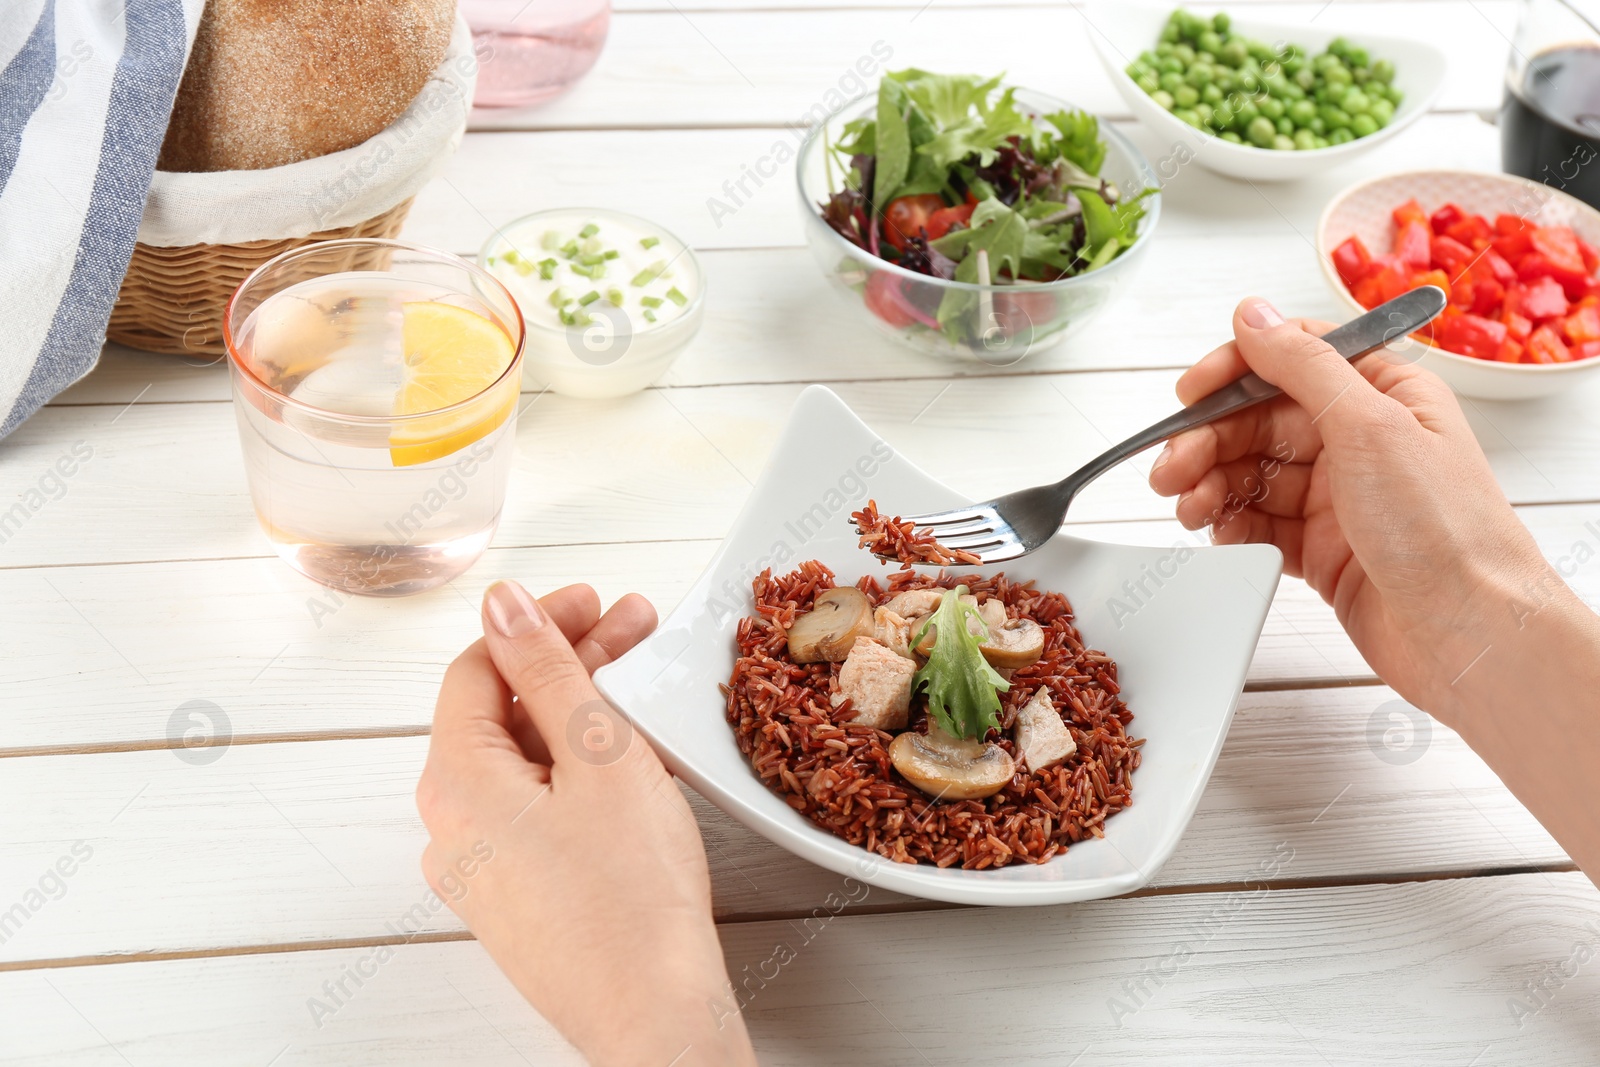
[1039,109,1107,175]
[930,198,1027,280]
[912,585,1010,740]
[873,78,911,207]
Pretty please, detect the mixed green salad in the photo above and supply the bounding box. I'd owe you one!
[817,70,1151,345]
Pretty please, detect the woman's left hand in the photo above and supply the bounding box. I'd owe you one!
[416,581,756,1066]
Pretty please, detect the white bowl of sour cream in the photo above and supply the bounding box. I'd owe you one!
[479,208,705,399]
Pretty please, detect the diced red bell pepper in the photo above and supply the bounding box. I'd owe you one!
[1523,227,1594,298]
[1393,199,1428,229]
[1580,237,1600,275]
[1471,278,1505,317]
[1573,340,1600,360]
[1435,312,1508,360]
[1483,249,1517,286]
[1501,307,1534,340]
[1528,323,1572,363]
[1507,275,1571,320]
[1496,339,1525,363]
[1412,268,1450,293]
[1395,222,1431,269]
[1430,203,1465,235]
[1445,214,1493,249]
[1430,234,1476,275]
[1331,236,1373,289]
[1562,304,1600,343]
[1495,213,1532,237]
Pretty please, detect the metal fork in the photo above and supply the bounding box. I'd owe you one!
[862,286,1448,565]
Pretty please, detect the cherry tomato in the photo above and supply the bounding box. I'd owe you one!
[864,271,917,328]
[882,194,946,252]
[924,202,976,242]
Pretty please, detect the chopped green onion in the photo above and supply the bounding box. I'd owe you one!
[640,295,663,308]
[485,256,496,266]
[541,231,561,250]
[559,239,580,259]
[578,290,601,306]
[630,268,657,287]
[537,258,558,280]
[579,223,599,239]
[644,308,658,323]
[640,236,660,250]
[569,262,596,279]
[606,287,624,305]
[514,259,534,276]
[602,249,620,260]
[666,287,688,307]
[580,237,602,256]
[579,252,606,266]
[547,287,571,308]
[501,249,522,265]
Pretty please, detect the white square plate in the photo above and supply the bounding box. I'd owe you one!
[595,386,1282,906]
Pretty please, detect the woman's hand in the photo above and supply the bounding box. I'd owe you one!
[416,581,756,1066]
[1148,297,1564,723]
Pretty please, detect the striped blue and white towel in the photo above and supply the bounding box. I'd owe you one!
[0,0,203,440]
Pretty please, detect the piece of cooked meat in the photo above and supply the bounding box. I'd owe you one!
[873,606,915,660]
[830,637,916,729]
[1013,689,1076,772]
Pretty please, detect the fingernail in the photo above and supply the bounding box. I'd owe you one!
[1241,298,1285,329]
[1151,442,1173,477]
[485,581,544,638]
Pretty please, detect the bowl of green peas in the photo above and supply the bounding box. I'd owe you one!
[1087,4,1446,181]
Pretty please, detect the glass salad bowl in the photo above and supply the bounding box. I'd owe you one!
[795,86,1161,366]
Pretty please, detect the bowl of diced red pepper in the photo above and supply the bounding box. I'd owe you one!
[1317,169,1600,399]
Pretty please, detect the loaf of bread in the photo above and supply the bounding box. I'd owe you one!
[158,0,456,172]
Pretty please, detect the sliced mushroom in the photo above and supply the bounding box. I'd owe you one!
[889,724,1016,801]
[980,617,1045,669]
[830,637,915,729]
[976,597,1007,633]
[1013,689,1076,773]
[872,607,915,660]
[882,588,944,620]
[785,586,873,663]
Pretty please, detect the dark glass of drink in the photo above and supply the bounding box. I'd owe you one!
[1502,44,1600,209]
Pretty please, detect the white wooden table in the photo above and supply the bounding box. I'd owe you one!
[5,2,1600,1063]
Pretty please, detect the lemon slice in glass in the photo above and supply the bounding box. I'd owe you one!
[389,301,517,467]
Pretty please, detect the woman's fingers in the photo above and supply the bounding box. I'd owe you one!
[1173,317,1338,406]
[540,584,604,647]
[1173,457,1314,527]
[480,580,614,775]
[1207,506,1307,578]
[1150,397,1321,498]
[571,593,658,674]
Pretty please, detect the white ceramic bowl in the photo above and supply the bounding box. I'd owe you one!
[593,386,1283,907]
[1317,169,1600,400]
[1086,1,1446,182]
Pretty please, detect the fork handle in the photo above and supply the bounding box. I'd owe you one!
[1062,286,1447,491]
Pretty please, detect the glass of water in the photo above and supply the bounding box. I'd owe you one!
[224,239,525,596]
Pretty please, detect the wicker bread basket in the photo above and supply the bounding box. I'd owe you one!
[107,198,413,357]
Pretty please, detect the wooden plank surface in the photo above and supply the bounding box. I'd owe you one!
[0,684,1566,963]
[3,501,1599,752]
[3,872,1596,1065]
[466,3,1512,132]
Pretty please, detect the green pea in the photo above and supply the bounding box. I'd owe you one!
[1369,99,1395,126]
[1283,55,1305,76]
[1160,70,1185,93]
[1276,116,1294,136]
[1197,51,1217,66]
[1160,20,1181,43]
[1220,40,1249,68]
[1309,115,1327,135]
[1198,30,1223,54]
[1350,112,1379,137]
[1221,130,1244,144]
[1328,126,1354,145]
[1173,43,1196,65]
[1194,102,1214,125]
[1259,97,1285,120]
[1328,36,1350,57]
[1341,88,1371,114]
[1141,49,1162,66]
[1236,69,1260,93]
[1295,67,1317,91]
[1371,58,1395,84]
[1186,63,1214,87]
[1137,73,1161,95]
[1385,84,1405,105]
[1235,101,1261,126]
[1180,11,1207,38]
[1152,89,1176,111]
[1174,84,1200,108]
[1293,128,1318,150]
[1347,47,1370,68]
[1212,11,1231,32]
[1247,115,1278,147]
[1212,102,1236,128]
[1321,105,1352,128]
[1272,133,1297,151]
[1175,108,1204,128]
[1281,81,1306,101]
[1325,64,1353,87]
[1351,67,1371,86]
[1160,57,1184,75]
[1202,83,1224,104]
[1289,99,1318,126]
[1247,40,1273,62]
